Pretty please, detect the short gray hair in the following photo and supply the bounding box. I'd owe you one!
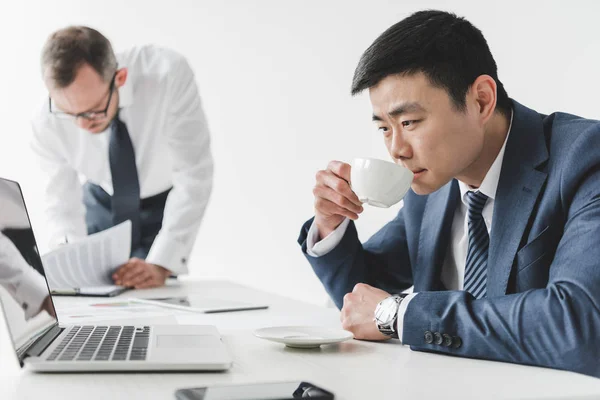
[41,26,117,88]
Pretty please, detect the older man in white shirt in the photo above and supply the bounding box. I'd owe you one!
[31,26,213,289]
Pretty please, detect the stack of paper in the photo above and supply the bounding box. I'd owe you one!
[42,221,131,290]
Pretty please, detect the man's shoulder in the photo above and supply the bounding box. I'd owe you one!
[544,112,600,159]
[541,111,600,191]
[117,45,188,74]
[545,111,600,138]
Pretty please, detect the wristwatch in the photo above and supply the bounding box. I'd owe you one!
[374,294,407,338]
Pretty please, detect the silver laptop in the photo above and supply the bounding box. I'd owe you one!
[0,178,232,372]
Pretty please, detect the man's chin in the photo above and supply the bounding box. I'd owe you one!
[87,123,109,134]
[410,181,446,196]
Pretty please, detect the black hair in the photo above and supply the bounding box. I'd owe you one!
[351,10,511,116]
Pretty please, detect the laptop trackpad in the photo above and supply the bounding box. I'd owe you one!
[156,335,216,348]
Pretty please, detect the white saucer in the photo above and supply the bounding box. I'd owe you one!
[254,326,354,348]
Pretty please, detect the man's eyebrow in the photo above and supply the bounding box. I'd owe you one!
[372,102,425,121]
[83,92,110,112]
[57,95,106,115]
[67,87,111,114]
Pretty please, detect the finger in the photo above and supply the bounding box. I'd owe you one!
[318,170,362,207]
[118,265,146,286]
[113,266,128,284]
[135,276,161,289]
[313,185,363,214]
[112,263,130,280]
[317,168,361,206]
[353,283,367,293]
[135,273,164,289]
[127,269,152,287]
[327,160,352,183]
[121,268,146,286]
[134,276,152,289]
[343,292,354,306]
[341,308,355,332]
[341,318,352,332]
[315,197,359,220]
[113,259,141,279]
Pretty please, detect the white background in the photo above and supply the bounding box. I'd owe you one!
[0,0,598,305]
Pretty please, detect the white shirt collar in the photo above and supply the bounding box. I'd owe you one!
[116,52,134,108]
[458,109,514,203]
[117,73,134,109]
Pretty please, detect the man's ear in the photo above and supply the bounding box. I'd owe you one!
[471,74,497,125]
[115,67,128,88]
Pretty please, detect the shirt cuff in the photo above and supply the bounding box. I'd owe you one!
[145,231,189,275]
[306,218,350,257]
[15,268,50,320]
[397,293,418,343]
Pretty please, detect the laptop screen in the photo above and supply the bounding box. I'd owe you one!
[0,178,57,363]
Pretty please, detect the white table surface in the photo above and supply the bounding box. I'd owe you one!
[2,278,600,400]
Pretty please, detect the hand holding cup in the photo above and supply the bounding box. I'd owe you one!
[313,161,364,240]
[313,158,414,240]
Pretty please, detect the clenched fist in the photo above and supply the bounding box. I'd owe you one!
[340,283,391,341]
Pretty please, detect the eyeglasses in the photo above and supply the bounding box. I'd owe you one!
[49,73,117,121]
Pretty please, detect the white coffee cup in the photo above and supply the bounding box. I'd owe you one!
[350,158,414,208]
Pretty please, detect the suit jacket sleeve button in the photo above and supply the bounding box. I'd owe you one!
[433,332,443,345]
[424,331,433,344]
[452,336,462,349]
[442,333,453,347]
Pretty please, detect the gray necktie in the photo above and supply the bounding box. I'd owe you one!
[463,191,489,299]
[109,112,141,249]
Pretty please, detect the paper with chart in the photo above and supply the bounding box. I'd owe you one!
[41,221,131,289]
[58,299,193,324]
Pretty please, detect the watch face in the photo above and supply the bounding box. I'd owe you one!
[375,296,398,324]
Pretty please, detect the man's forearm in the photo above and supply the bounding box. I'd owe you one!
[402,284,600,377]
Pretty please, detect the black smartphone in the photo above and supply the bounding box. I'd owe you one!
[174,381,334,400]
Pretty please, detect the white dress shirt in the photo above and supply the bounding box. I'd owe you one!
[0,180,48,319]
[307,111,513,342]
[0,232,48,320]
[31,45,214,275]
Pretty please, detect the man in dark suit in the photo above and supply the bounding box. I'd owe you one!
[298,10,600,377]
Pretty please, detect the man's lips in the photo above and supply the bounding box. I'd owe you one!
[411,169,426,179]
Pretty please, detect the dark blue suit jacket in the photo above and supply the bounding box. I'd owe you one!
[298,100,600,377]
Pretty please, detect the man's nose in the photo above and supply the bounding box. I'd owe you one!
[76,117,94,130]
[390,130,412,161]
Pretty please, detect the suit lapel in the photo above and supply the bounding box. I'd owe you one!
[415,180,459,292]
[486,101,549,296]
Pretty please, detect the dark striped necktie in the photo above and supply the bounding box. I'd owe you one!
[109,113,141,249]
[463,190,489,299]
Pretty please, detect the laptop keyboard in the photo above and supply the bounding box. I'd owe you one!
[46,325,150,362]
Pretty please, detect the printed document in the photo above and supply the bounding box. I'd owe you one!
[42,221,131,289]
